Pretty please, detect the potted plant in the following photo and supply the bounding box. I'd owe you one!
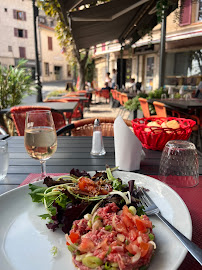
[0,59,34,132]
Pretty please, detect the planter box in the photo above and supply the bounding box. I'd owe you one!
[128,109,143,120]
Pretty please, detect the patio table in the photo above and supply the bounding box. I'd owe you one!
[0,136,201,269]
[148,98,202,118]
[0,102,78,114]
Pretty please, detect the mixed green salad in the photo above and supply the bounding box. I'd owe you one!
[29,167,145,234]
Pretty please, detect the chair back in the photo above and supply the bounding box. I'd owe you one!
[153,101,167,117]
[120,93,128,106]
[10,106,66,136]
[111,89,116,100]
[116,91,122,104]
[57,117,133,136]
[138,98,151,118]
[100,89,110,99]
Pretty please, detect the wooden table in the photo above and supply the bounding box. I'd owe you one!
[0,136,202,269]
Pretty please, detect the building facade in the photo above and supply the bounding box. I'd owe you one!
[0,0,35,76]
[0,0,72,82]
[38,12,72,82]
[93,0,202,91]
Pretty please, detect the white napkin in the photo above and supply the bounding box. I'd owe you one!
[114,116,142,171]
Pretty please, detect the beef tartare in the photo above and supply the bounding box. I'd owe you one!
[65,202,156,270]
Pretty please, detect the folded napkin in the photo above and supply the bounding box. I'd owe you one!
[114,116,142,171]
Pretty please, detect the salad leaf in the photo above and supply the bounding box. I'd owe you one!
[70,168,90,178]
[29,184,47,203]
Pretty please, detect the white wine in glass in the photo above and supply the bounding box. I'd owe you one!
[24,110,57,181]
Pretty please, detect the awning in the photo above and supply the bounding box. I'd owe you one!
[58,0,177,50]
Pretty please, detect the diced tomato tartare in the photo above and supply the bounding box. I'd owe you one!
[66,202,156,270]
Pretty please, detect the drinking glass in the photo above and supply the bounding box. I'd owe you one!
[0,140,9,181]
[159,140,199,187]
[24,110,57,181]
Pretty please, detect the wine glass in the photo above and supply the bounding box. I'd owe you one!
[24,110,57,181]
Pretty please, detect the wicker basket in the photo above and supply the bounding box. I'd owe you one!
[132,117,196,151]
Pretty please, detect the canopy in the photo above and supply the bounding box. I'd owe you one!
[58,0,177,49]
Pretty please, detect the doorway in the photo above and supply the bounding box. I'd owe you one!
[54,66,62,80]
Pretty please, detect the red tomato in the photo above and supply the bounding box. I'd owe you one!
[138,231,150,243]
[78,177,96,193]
[135,218,147,233]
[79,237,95,252]
[126,242,140,255]
[66,232,80,245]
[122,215,135,231]
[128,229,138,242]
[122,205,134,219]
[139,242,150,257]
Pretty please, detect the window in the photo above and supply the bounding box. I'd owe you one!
[4,8,7,12]
[50,20,54,27]
[146,57,154,77]
[180,0,191,26]
[19,47,26,58]
[39,17,46,24]
[44,63,49,76]
[13,10,26,21]
[18,29,23,38]
[198,0,202,21]
[48,37,53,50]
[14,28,28,38]
[8,46,12,52]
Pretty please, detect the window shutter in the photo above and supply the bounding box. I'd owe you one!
[48,37,53,50]
[24,30,28,38]
[14,28,18,37]
[13,10,17,19]
[23,12,26,21]
[180,0,192,26]
[19,47,26,58]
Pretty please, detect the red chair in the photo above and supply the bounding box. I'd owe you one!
[44,98,83,124]
[10,106,66,136]
[100,89,110,103]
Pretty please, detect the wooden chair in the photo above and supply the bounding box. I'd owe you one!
[118,93,129,117]
[138,98,153,118]
[10,106,66,136]
[57,117,133,136]
[153,101,167,117]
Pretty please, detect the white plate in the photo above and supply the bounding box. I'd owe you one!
[0,172,192,270]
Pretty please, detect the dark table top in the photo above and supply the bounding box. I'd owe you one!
[0,102,78,114]
[0,136,202,195]
[148,99,202,109]
[46,96,88,101]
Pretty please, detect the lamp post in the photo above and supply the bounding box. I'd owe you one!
[32,0,42,102]
[159,8,166,88]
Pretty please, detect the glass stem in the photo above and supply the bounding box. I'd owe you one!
[40,160,46,180]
